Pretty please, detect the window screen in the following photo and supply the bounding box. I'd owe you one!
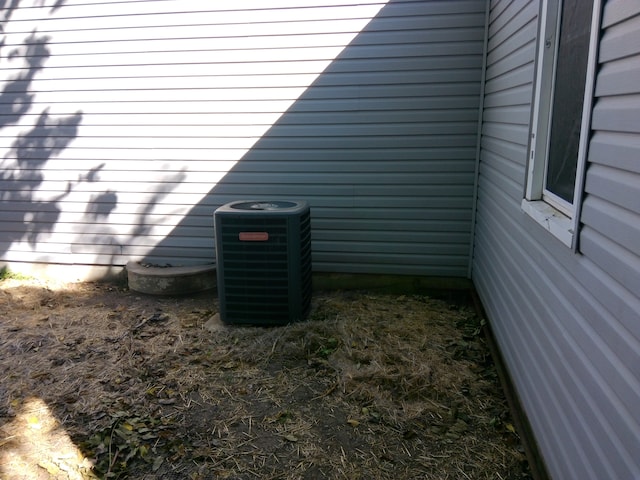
[545,0,594,204]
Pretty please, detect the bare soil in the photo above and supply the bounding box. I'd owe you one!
[0,276,531,479]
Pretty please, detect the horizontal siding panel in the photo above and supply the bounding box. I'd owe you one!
[2,232,476,277]
[579,227,640,302]
[595,55,640,97]
[483,84,532,108]
[0,171,475,188]
[12,62,484,89]
[0,244,212,265]
[486,21,536,69]
[4,136,482,153]
[2,196,474,215]
[584,164,640,213]
[598,12,640,63]
[488,0,510,23]
[10,12,397,35]
[588,131,640,174]
[0,123,480,139]
[5,158,473,172]
[6,147,477,163]
[481,104,531,124]
[9,13,486,38]
[479,148,525,187]
[5,87,482,106]
[6,159,477,175]
[591,94,640,134]
[11,2,391,22]
[24,0,486,18]
[0,222,212,241]
[17,76,483,98]
[581,195,640,257]
[577,236,640,343]
[483,63,535,94]
[476,160,523,207]
[311,251,470,267]
[480,135,527,168]
[6,28,486,55]
[602,0,640,28]
[11,231,460,259]
[28,0,387,13]
[308,261,469,277]
[21,0,486,20]
[1,109,481,126]
[21,84,480,100]
[486,1,537,61]
[312,240,470,256]
[1,191,475,209]
[1,135,481,151]
[485,41,536,82]
[315,219,471,234]
[13,63,484,82]
[481,121,530,145]
[14,83,481,102]
[13,42,486,69]
[313,229,470,244]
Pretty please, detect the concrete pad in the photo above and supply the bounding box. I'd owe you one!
[126,261,216,295]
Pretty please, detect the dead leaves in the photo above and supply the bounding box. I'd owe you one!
[82,411,175,478]
[0,281,532,479]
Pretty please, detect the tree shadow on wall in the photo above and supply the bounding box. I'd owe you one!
[0,0,89,259]
[70,167,188,268]
[0,31,83,257]
[1,2,192,269]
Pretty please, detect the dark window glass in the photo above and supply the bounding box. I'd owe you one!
[545,0,594,204]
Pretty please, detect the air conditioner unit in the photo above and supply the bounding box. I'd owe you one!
[214,200,312,326]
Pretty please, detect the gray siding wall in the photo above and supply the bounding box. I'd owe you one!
[0,0,486,276]
[473,1,640,479]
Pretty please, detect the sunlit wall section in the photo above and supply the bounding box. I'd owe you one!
[0,0,388,268]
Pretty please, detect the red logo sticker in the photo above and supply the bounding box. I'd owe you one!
[239,232,269,241]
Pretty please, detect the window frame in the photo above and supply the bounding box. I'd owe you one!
[522,0,602,249]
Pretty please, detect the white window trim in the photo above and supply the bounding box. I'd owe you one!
[523,0,602,250]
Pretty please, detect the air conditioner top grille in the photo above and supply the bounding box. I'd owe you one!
[230,201,298,211]
[216,200,308,216]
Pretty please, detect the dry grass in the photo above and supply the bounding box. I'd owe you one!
[0,277,531,479]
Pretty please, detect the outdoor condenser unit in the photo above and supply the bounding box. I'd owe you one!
[214,200,312,326]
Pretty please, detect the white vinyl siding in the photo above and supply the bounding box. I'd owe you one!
[473,1,640,479]
[0,0,486,276]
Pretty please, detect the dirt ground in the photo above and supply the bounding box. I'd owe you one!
[0,274,531,479]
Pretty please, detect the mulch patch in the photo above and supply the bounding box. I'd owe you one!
[0,277,531,479]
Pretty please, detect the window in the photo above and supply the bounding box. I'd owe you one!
[523,0,601,248]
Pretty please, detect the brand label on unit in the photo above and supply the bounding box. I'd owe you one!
[239,231,269,241]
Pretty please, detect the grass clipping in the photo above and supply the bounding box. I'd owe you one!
[0,278,531,479]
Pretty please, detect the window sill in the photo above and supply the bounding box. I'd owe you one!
[521,199,574,248]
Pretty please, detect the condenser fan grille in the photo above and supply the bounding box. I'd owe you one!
[230,201,298,211]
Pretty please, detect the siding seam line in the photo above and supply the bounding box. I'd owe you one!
[468,0,491,279]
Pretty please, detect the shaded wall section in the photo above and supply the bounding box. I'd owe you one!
[147,0,486,276]
[472,1,640,479]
